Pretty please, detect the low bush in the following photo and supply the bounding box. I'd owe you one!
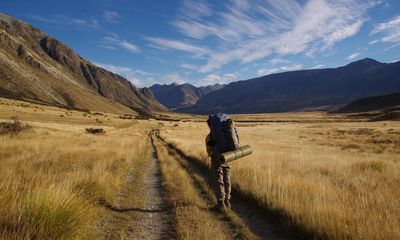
[0,118,30,135]
[85,128,105,135]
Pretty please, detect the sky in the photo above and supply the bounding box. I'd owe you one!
[1,0,399,87]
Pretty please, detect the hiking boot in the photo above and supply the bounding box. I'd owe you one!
[224,199,231,208]
[211,200,226,212]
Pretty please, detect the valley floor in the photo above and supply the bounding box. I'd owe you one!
[0,97,399,239]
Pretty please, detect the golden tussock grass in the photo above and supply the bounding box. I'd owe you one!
[0,97,155,239]
[2,96,400,239]
[160,115,400,240]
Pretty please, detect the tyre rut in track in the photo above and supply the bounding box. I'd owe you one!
[99,137,173,239]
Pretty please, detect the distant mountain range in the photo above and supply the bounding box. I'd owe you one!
[182,58,400,114]
[149,83,224,110]
[2,13,400,116]
[0,13,166,115]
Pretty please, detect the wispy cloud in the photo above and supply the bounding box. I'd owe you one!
[102,35,140,54]
[161,73,186,85]
[30,15,99,29]
[93,62,154,87]
[269,58,291,65]
[384,42,400,51]
[370,15,400,43]
[180,63,198,70]
[311,64,326,69]
[148,0,374,73]
[96,66,187,87]
[103,11,121,23]
[257,64,302,76]
[147,37,209,56]
[180,0,213,20]
[201,0,369,72]
[346,52,362,60]
[200,73,236,85]
[30,15,60,24]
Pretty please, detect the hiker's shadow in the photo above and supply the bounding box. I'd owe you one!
[98,198,168,213]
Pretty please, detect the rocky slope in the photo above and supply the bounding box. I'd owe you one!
[0,13,167,114]
[149,82,224,110]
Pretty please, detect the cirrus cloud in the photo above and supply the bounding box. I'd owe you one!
[102,35,140,54]
[147,0,376,73]
[200,73,236,85]
[93,62,154,87]
[370,15,400,43]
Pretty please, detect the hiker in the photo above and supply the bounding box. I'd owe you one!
[206,113,240,211]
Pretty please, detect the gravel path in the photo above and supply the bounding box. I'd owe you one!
[133,142,171,239]
[98,140,172,240]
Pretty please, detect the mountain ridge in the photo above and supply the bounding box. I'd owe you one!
[181,58,400,114]
[149,82,224,110]
[0,13,167,114]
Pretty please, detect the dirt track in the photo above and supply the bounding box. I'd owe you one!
[98,138,172,240]
[99,132,290,240]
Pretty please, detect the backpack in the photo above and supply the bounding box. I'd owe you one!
[208,113,240,154]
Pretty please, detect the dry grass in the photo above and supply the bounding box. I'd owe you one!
[0,97,156,239]
[159,114,400,240]
[2,96,400,239]
[154,137,235,240]
[0,118,31,135]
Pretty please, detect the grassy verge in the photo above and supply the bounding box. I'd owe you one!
[0,118,151,239]
[160,120,400,240]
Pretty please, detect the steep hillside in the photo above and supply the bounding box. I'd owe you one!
[337,92,400,113]
[149,82,224,110]
[184,59,400,114]
[0,13,167,114]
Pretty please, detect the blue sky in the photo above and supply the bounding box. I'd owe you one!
[1,0,399,87]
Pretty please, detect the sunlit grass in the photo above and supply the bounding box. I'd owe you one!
[0,98,155,239]
[160,117,400,240]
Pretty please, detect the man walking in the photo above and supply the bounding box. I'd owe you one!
[206,113,240,211]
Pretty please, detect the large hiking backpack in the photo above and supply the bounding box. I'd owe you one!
[208,113,240,154]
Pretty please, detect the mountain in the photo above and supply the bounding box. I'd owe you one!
[149,82,224,110]
[183,58,400,114]
[0,13,167,114]
[337,92,400,113]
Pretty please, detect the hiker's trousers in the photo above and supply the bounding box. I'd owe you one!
[210,160,231,202]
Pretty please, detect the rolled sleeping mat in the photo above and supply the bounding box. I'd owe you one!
[220,145,253,163]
